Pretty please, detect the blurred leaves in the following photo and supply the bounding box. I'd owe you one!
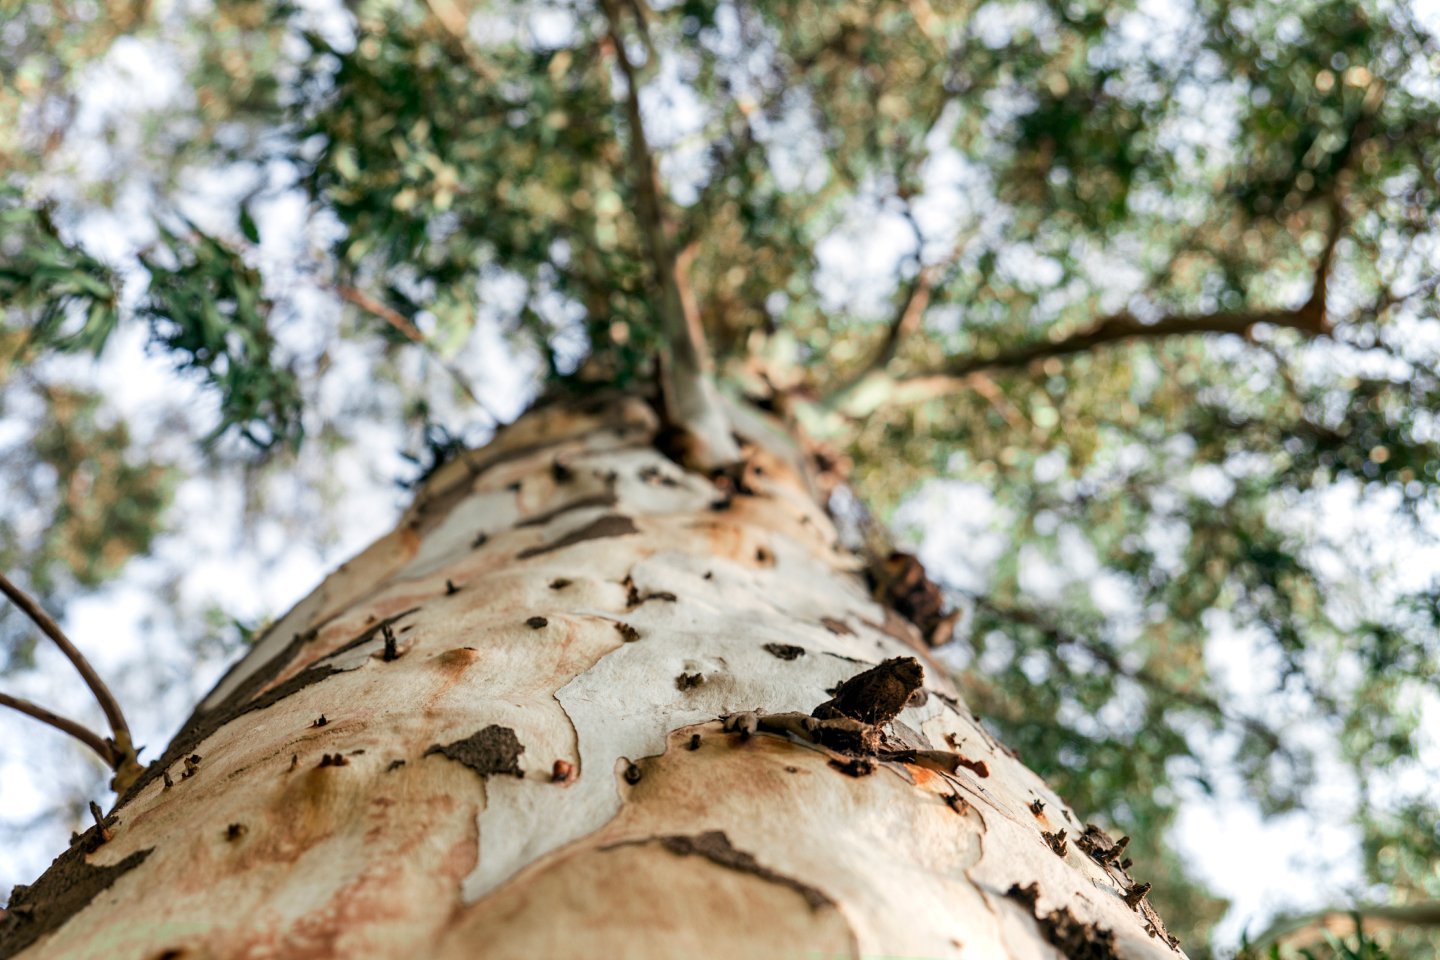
[0,188,120,355]
[138,225,303,450]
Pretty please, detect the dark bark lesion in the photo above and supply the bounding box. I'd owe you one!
[424,725,526,780]
[516,515,639,559]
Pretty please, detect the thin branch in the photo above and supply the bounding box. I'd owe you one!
[821,214,973,407]
[826,266,936,401]
[599,0,739,466]
[0,573,143,789]
[334,284,499,424]
[336,285,426,343]
[818,188,976,409]
[0,691,117,766]
[854,177,1351,412]
[677,20,860,250]
[0,572,131,754]
[967,371,1031,435]
[905,304,1325,394]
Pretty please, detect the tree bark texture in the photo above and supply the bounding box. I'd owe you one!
[1,393,1184,960]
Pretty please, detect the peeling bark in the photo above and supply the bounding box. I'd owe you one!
[2,393,1185,960]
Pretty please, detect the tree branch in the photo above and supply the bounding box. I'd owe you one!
[600,0,740,467]
[820,203,973,408]
[0,573,129,748]
[334,284,499,424]
[848,189,1348,413]
[897,304,1326,400]
[0,572,141,789]
[825,265,936,403]
[336,285,426,343]
[0,690,118,767]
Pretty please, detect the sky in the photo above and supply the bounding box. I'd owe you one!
[3,0,1440,953]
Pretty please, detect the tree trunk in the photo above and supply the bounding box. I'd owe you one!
[1,392,1184,960]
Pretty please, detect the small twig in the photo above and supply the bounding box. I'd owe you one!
[967,372,1031,435]
[0,572,140,790]
[0,690,117,767]
[336,284,426,343]
[334,284,499,424]
[87,800,111,843]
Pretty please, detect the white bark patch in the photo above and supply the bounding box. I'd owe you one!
[464,611,865,899]
[402,490,520,578]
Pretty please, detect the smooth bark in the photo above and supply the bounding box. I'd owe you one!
[1,393,1183,960]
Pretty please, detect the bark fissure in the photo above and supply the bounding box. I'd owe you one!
[606,830,836,911]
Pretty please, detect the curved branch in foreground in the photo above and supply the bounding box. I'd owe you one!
[0,690,118,767]
[0,572,140,791]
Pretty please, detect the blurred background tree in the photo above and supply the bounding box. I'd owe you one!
[2,0,1438,955]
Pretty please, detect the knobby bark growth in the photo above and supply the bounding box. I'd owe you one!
[1,392,1183,959]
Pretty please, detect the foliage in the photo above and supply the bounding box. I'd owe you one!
[3,0,1439,954]
[138,224,304,450]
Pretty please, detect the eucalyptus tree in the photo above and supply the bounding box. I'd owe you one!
[2,0,1438,956]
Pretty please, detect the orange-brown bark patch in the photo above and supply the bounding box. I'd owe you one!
[516,515,639,559]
